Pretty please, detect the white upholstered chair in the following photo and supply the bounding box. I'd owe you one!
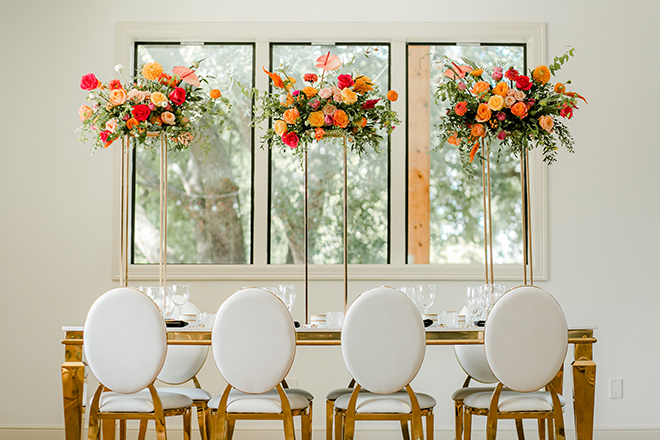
[84,287,193,440]
[463,286,568,440]
[208,288,313,440]
[156,301,212,440]
[334,287,436,440]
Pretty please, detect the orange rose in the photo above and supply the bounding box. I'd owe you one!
[210,89,222,99]
[150,92,167,107]
[353,76,374,94]
[141,62,163,81]
[314,128,325,140]
[332,110,349,128]
[387,90,399,102]
[341,88,358,104]
[302,87,318,98]
[283,108,300,124]
[109,89,127,106]
[532,65,551,84]
[308,111,325,127]
[470,123,485,138]
[161,111,176,125]
[511,102,528,119]
[475,103,492,122]
[273,120,288,135]
[492,82,509,97]
[487,95,505,112]
[538,115,554,132]
[125,118,139,130]
[78,105,93,121]
[470,81,490,95]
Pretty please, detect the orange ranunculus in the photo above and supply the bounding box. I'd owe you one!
[387,90,398,101]
[281,94,294,107]
[150,92,167,107]
[455,101,468,116]
[314,128,325,140]
[141,62,163,81]
[532,65,551,84]
[210,89,222,99]
[353,75,374,94]
[487,95,505,112]
[161,111,176,125]
[308,111,325,127]
[470,81,490,96]
[263,67,284,89]
[511,102,528,119]
[125,118,139,130]
[492,81,509,97]
[332,110,349,128]
[470,123,486,138]
[273,120,288,135]
[283,107,300,124]
[538,115,554,133]
[360,117,367,128]
[469,141,480,162]
[109,89,127,106]
[341,88,358,104]
[554,83,566,94]
[447,132,460,146]
[470,68,484,77]
[302,87,318,98]
[475,103,492,122]
[78,105,93,121]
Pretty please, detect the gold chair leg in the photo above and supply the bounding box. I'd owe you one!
[515,419,525,440]
[154,415,167,440]
[554,412,566,440]
[102,419,116,440]
[326,400,334,440]
[302,409,311,440]
[197,406,208,440]
[334,412,343,440]
[226,419,235,440]
[400,420,411,440]
[486,414,497,440]
[183,408,191,440]
[119,419,126,440]
[343,412,356,440]
[538,419,546,440]
[548,418,554,440]
[138,420,148,440]
[426,413,434,440]
[308,401,314,440]
[464,412,472,440]
[455,401,463,440]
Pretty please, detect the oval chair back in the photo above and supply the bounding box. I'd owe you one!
[158,301,208,385]
[484,285,568,392]
[212,288,296,394]
[454,307,497,384]
[84,287,167,394]
[341,286,426,394]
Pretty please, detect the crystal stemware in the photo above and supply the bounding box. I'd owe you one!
[278,285,296,313]
[416,285,436,314]
[171,285,190,318]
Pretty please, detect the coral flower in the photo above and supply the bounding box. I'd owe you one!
[109,89,127,106]
[511,102,528,119]
[308,111,325,127]
[332,110,350,128]
[210,89,222,99]
[387,90,399,102]
[142,62,164,81]
[504,68,519,81]
[263,67,284,89]
[315,52,342,71]
[487,95,505,112]
[492,82,509,97]
[78,105,93,121]
[283,108,300,124]
[150,92,167,107]
[538,115,554,132]
[475,103,492,122]
[454,101,468,116]
[469,141,480,162]
[447,132,460,146]
[532,65,551,84]
[471,123,485,138]
[314,128,325,140]
[125,118,139,130]
[322,104,337,116]
[303,73,318,83]
[341,88,358,104]
[470,68,484,77]
[280,94,294,107]
[273,120,288,135]
[554,83,566,94]
[353,76,374,94]
[470,81,490,96]
[360,117,367,128]
[161,111,176,125]
[302,87,318,98]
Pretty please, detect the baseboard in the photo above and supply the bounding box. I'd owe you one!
[1,425,659,440]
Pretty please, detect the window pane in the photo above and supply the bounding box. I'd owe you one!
[270,44,389,264]
[133,44,254,264]
[407,44,525,265]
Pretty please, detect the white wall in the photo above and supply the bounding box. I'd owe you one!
[1,0,659,439]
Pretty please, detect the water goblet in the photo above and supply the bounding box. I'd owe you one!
[278,285,296,313]
[416,285,436,314]
[157,286,175,319]
[401,287,423,314]
[171,285,190,318]
[465,286,481,326]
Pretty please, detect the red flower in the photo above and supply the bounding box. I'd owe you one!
[303,73,318,83]
[362,99,380,109]
[282,132,299,149]
[169,87,186,106]
[515,75,533,91]
[99,130,110,143]
[560,103,575,119]
[504,68,519,81]
[109,79,123,90]
[131,104,151,121]
[337,74,354,89]
[454,101,468,116]
[80,73,99,91]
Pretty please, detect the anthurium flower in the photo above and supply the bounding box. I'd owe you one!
[444,64,472,79]
[315,52,342,71]
[172,66,200,87]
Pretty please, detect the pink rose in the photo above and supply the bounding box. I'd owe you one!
[492,71,503,81]
[497,131,507,140]
[105,119,118,133]
[80,73,99,91]
[127,89,146,102]
[318,88,333,99]
[514,90,526,101]
[493,66,503,73]
[99,130,110,142]
[169,87,186,105]
[337,74,354,89]
[308,99,320,109]
[322,104,337,116]
[148,103,156,111]
[324,114,333,125]
[282,132,299,148]
[504,96,516,107]
[457,82,467,91]
[515,75,533,91]
[496,112,507,121]
[131,104,151,121]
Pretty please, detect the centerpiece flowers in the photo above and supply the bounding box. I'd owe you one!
[435,48,586,169]
[77,61,231,154]
[252,51,400,156]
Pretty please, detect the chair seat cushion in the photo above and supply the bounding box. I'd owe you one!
[334,391,436,414]
[463,390,566,412]
[285,387,314,401]
[326,387,357,401]
[451,386,496,401]
[208,389,311,413]
[98,390,192,413]
[156,387,212,402]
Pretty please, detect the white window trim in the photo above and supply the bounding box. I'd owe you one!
[113,21,548,282]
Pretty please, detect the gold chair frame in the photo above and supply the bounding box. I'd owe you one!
[210,383,312,440]
[464,383,565,440]
[154,375,210,440]
[87,383,192,440]
[333,384,434,440]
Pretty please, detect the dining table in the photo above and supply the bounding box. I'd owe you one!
[61,325,597,440]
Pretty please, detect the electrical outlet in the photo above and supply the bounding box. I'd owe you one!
[609,378,623,399]
[287,377,299,388]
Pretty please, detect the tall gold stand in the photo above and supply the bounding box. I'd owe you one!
[520,150,533,285]
[119,137,130,287]
[480,139,495,284]
[159,135,168,287]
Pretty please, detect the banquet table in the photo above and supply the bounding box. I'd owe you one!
[61,325,597,440]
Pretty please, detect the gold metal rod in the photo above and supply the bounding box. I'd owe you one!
[343,135,348,314]
[480,140,490,284]
[163,136,168,288]
[525,150,533,285]
[304,146,309,325]
[124,138,130,286]
[119,137,126,287]
[486,140,494,283]
[520,153,528,285]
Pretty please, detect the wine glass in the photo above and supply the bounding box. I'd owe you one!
[465,286,481,326]
[416,285,436,314]
[400,287,423,314]
[171,285,190,318]
[278,285,296,313]
[157,286,175,319]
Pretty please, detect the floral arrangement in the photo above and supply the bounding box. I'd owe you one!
[77,61,231,153]
[434,48,586,168]
[251,51,400,156]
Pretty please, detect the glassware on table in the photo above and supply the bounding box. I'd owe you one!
[416,285,436,314]
[465,286,481,326]
[278,285,296,312]
[171,285,190,317]
[144,286,159,303]
[400,287,423,314]
[200,312,216,328]
[326,312,344,328]
[440,311,459,328]
[156,286,175,319]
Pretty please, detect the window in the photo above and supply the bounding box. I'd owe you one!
[117,22,547,281]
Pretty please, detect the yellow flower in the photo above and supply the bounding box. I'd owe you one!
[150,92,167,107]
[341,88,358,104]
[532,65,551,84]
[302,87,318,98]
[308,111,325,127]
[487,95,505,111]
[273,120,288,135]
[470,68,484,77]
[142,62,163,81]
[353,76,374,94]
